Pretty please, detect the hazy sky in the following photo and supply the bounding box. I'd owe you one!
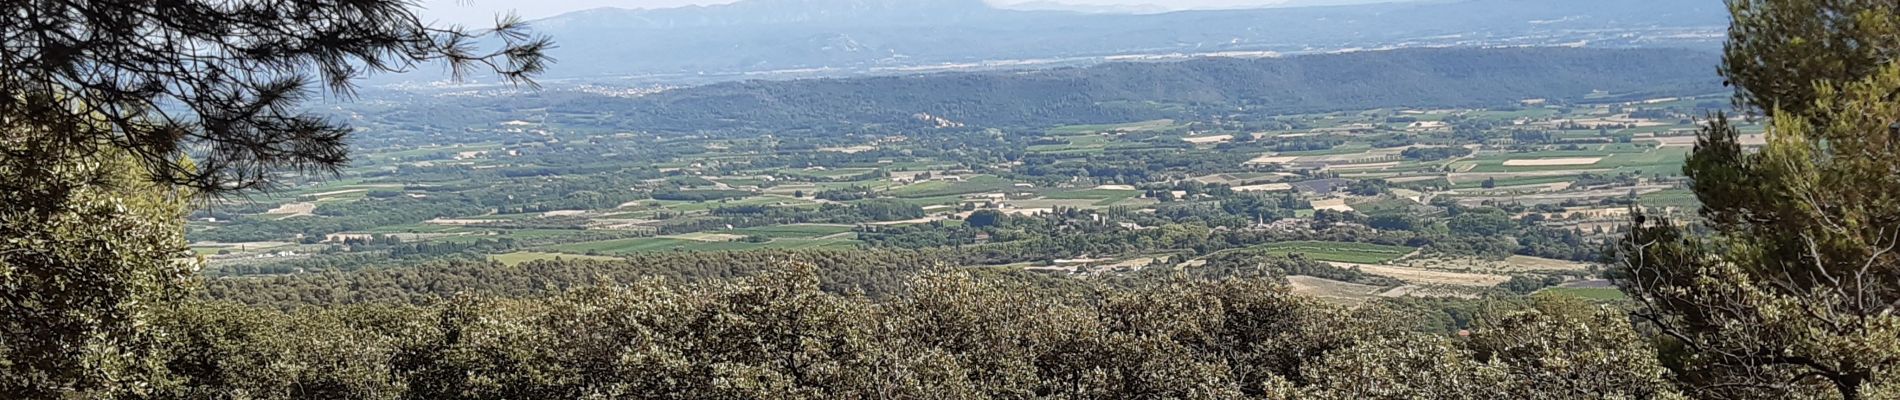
[419,0,1342,26]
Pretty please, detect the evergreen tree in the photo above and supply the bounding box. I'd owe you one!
[1618,1,1900,398]
[0,0,549,396]
[0,0,551,195]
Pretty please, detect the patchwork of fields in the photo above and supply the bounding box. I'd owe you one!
[193,94,1745,305]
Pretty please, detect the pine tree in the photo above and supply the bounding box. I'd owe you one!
[1616,1,1900,398]
[0,1,550,396]
[1,0,552,195]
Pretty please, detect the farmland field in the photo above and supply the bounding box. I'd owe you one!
[1256,241,1416,264]
[1286,275,1391,305]
[725,224,856,238]
[193,88,1748,308]
[888,175,1014,198]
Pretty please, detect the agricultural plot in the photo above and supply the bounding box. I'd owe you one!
[1310,198,1354,212]
[1503,255,1593,272]
[888,175,1014,198]
[1334,262,1513,287]
[1448,174,1579,190]
[1286,275,1391,305]
[1190,172,1290,184]
[1028,134,1114,152]
[1501,157,1602,167]
[1006,199,1103,209]
[192,89,1753,310]
[1448,184,1673,207]
[260,202,316,219]
[658,195,813,213]
[724,224,855,239]
[1233,183,1293,192]
[1392,255,1592,276]
[1045,189,1138,200]
[1042,188,1140,205]
[781,167,879,179]
[1180,134,1233,144]
[1257,241,1416,264]
[1045,119,1177,135]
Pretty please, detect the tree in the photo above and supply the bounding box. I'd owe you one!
[1720,0,1900,118]
[1617,1,1900,398]
[1,0,552,195]
[965,210,1006,228]
[1,0,550,396]
[1448,210,1515,237]
[1345,179,1388,196]
[0,130,197,396]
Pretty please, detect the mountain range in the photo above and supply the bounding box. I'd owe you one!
[404,47,1723,134]
[513,0,1727,79]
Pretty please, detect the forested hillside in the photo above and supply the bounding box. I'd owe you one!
[563,48,1723,132]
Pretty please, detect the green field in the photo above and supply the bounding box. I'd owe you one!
[1028,134,1114,152]
[1045,119,1176,135]
[1258,241,1417,264]
[781,168,878,178]
[888,175,1014,198]
[1044,189,1139,200]
[658,195,812,212]
[724,224,855,239]
[1450,175,1580,190]
[1043,189,1141,205]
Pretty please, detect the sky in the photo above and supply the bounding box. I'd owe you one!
[418,0,1341,26]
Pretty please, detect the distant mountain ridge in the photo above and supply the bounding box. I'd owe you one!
[535,0,996,29]
[464,47,1723,133]
[521,0,1727,79]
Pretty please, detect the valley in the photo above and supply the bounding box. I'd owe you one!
[192,50,1748,304]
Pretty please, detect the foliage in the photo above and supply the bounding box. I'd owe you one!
[0,0,550,194]
[0,132,197,396]
[495,48,1721,133]
[1616,2,1900,398]
[142,268,1685,399]
[0,0,551,396]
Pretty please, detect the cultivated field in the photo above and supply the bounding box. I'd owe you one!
[1287,275,1390,305]
[1259,241,1416,264]
[1501,157,1602,167]
[1332,262,1513,287]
